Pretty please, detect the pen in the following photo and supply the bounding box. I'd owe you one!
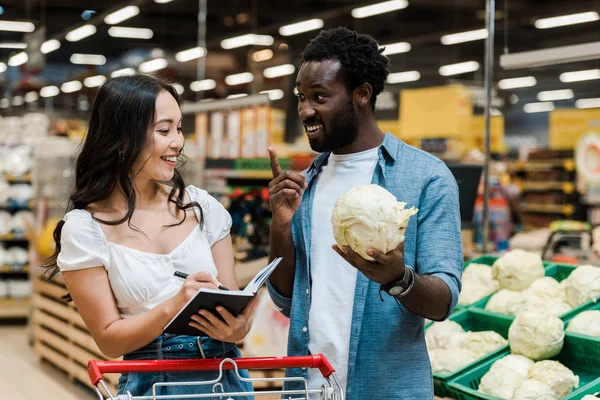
[173,271,230,291]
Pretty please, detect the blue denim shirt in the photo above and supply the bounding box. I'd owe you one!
[267,133,463,399]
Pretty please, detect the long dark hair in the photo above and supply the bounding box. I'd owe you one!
[43,75,204,293]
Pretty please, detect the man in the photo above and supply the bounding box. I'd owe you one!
[267,27,462,399]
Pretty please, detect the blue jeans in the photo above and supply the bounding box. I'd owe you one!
[117,334,254,399]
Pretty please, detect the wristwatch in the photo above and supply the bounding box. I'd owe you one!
[382,265,415,297]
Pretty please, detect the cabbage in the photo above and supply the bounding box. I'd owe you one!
[492,249,545,290]
[516,296,572,318]
[429,348,477,374]
[479,359,527,399]
[582,396,600,400]
[528,360,579,397]
[511,379,558,400]
[508,310,564,361]
[425,320,465,350]
[461,331,507,358]
[485,289,528,316]
[459,280,497,306]
[459,264,500,305]
[464,264,497,287]
[564,265,600,307]
[566,310,600,337]
[494,355,535,378]
[527,277,565,302]
[331,184,418,261]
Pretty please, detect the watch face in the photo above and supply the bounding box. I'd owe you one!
[389,286,404,296]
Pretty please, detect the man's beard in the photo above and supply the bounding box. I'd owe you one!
[308,100,359,153]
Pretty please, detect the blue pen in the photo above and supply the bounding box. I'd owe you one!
[173,271,229,291]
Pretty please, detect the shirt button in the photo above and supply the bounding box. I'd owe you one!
[302,326,307,333]
[165,257,170,262]
[306,289,310,295]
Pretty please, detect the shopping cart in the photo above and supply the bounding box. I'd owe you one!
[87,354,343,400]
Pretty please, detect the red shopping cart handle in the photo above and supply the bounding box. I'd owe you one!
[88,354,335,386]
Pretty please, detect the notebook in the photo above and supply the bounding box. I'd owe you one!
[164,257,283,336]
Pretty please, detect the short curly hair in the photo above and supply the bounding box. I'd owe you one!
[301,27,390,110]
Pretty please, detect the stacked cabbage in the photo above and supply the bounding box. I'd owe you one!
[458,263,500,306]
[566,310,600,337]
[509,310,565,361]
[426,320,507,374]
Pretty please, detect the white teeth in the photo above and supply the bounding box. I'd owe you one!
[306,124,322,132]
[162,156,177,162]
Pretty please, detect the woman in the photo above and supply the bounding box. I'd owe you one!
[43,75,257,398]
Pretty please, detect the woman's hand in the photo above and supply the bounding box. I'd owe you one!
[189,296,259,343]
[168,272,220,314]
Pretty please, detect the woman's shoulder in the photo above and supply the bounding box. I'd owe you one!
[185,185,212,205]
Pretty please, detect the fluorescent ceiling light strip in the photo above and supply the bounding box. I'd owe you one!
[387,71,420,83]
[253,49,273,62]
[111,68,136,77]
[0,43,27,49]
[66,25,96,42]
[8,52,28,67]
[225,72,254,85]
[227,94,248,99]
[380,42,411,55]
[84,75,107,88]
[0,63,6,73]
[190,79,216,92]
[441,28,488,45]
[105,6,140,25]
[260,89,285,100]
[560,69,600,82]
[576,98,600,109]
[70,53,106,65]
[351,0,409,19]
[263,64,295,79]
[108,27,153,39]
[0,20,35,32]
[279,19,324,36]
[61,81,83,93]
[25,92,38,103]
[524,102,555,113]
[155,0,174,3]
[40,86,59,97]
[439,61,480,76]
[41,40,61,54]
[537,89,574,101]
[175,47,206,62]
[535,11,599,29]
[221,34,274,49]
[498,76,537,89]
[139,58,168,73]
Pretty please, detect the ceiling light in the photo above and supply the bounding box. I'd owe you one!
[260,89,285,100]
[227,94,248,99]
[279,19,324,36]
[263,64,295,79]
[104,6,139,25]
[441,28,488,45]
[509,94,519,104]
[500,41,600,69]
[40,86,59,97]
[439,61,480,76]
[25,91,38,103]
[351,0,409,18]
[12,96,24,106]
[576,98,600,109]
[524,102,555,113]
[0,20,35,32]
[387,70,421,83]
[108,27,153,39]
[8,52,28,67]
[190,79,216,92]
[380,42,411,55]
[175,47,206,62]
[537,89,574,101]
[490,108,502,116]
[0,62,6,73]
[84,75,107,88]
[0,98,9,108]
[41,39,60,54]
[155,0,174,3]
[173,83,184,95]
[139,58,168,73]
[498,76,537,89]
[66,25,96,42]
[61,81,83,93]
[560,69,600,83]
[111,68,136,77]
[221,34,274,49]
[534,11,599,29]
[225,72,254,86]
[0,43,26,49]
[253,49,273,62]
[70,53,106,65]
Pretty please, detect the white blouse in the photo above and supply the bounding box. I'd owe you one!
[57,185,232,319]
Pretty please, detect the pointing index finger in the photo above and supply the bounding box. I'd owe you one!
[268,147,282,178]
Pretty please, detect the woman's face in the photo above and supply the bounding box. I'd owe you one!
[134,90,184,182]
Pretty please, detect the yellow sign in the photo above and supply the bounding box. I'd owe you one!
[550,108,600,150]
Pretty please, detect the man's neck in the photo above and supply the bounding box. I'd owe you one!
[333,118,385,155]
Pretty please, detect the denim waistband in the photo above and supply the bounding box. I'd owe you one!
[124,334,238,361]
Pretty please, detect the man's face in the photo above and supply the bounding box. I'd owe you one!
[295,60,359,153]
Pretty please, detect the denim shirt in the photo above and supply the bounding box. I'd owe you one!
[267,133,463,399]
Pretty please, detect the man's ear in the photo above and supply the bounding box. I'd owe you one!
[354,83,373,109]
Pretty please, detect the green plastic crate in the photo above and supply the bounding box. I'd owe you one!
[565,301,600,343]
[427,309,512,398]
[449,334,600,400]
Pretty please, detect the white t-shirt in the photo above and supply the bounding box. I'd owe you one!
[57,185,232,319]
[307,147,379,396]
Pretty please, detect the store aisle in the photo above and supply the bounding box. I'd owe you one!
[0,325,95,400]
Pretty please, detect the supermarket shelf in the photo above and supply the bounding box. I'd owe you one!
[0,233,28,241]
[0,200,34,210]
[0,264,29,274]
[206,169,273,180]
[4,174,32,183]
[0,298,30,318]
[520,181,575,194]
[521,203,575,216]
[509,159,575,172]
